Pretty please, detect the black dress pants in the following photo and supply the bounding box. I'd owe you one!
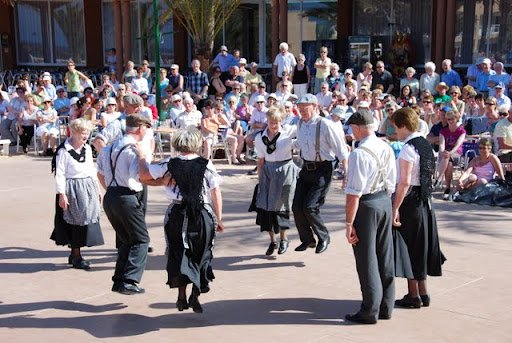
[103,187,149,284]
[292,161,333,244]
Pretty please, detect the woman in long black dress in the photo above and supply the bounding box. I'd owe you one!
[137,126,224,313]
[391,107,445,308]
[51,118,104,270]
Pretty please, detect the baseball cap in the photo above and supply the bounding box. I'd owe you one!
[106,97,117,105]
[123,93,143,105]
[258,81,266,88]
[56,86,65,92]
[239,58,247,65]
[170,64,179,69]
[476,57,485,64]
[284,101,293,108]
[357,101,370,108]
[220,45,228,51]
[331,106,347,118]
[495,81,505,89]
[171,94,182,102]
[345,109,374,125]
[297,94,318,105]
[126,113,152,128]
[441,106,452,112]
[70,97,79,105]
[42,75,52,81]
[344,69,353,75]
[482,58,492,65]
[268,93,277,100]
[41,96,52,103]
[255,95,266,103]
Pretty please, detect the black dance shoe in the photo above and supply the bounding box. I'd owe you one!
[118,282,145,295]
[112,282,121,292]
[420,294,430,307]
[265,242,278,256]
[176,298,189,311]
[345,312,377,324]
[68,254,90,265]
[188,293,203,313]
[294,241,316,252]
[278,240,289,255]
[395,295,422,308]
[71,256,91,270]
[315,237,330,254]
[148,246,154,253]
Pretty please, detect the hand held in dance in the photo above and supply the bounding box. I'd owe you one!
[346,224,359,245]
[341,178,347,190]
[392,209,402,227]
[132,143,145,159]
[59,193,69,211]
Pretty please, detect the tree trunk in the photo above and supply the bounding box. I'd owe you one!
[193,41,213,72]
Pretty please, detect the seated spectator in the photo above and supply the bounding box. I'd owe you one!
[245,97,268,159]
[328,63,343,92]
[494,105,512,162]
[427,106,449,151]
[441,59,463,87]
[420,61,440,95]
[36,96,60,156]
[340,69,357,93]
[249,82,269,106]
[457,138,504,191]
[434,82,451,103]
[131,67,149,95]
[400,67,419,98]
[267,93,277,108]
[344,81,357,106]
[223,82,242,107]
[209,66,226,99]
[410,104,429,137]
[235,94,253,134]
[122,60,137,84]
[420,95,436,128]
[167,94,185,124]
[175,97,202,129]
[54,86,70,117]
[462,85,475,102]
[484,96,500,127]
[245,62,263,94]
[494,82,511,109]
[398,84,417,107]
[476,58,495,96]
[283,101,299,126]
[154,68,169,97]
[488,62,510,97]
[17,94,38,153]
[449,86,465,119]
[378,101,400,140]
[167,64,184,95]
[434,110,466,200]
[141,93,158,120]
[276,81,292,105]
[99,97,121,130]
[225,65,244,94]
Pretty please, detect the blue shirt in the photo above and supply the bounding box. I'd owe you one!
[212,53,234,72]
[54,97,70,116]
[488,73,511,96]
[441,69,463,87]
[476,70,496,92]
[187,71,210,96]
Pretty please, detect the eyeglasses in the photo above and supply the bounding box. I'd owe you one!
[17,89,25,92]
[485,102,495,106]
[142,97,149,101]
[446,118,456,122]
[376,66,384,69]
[423,101,432,103]
[449,92,458,95]
[499,112,508,116]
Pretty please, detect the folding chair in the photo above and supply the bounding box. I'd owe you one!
[211,126,232,165]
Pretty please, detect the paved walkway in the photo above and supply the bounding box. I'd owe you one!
[0,153,511,342]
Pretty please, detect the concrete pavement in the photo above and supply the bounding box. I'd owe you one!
[0,152,511,342]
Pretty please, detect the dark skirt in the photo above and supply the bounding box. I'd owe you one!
[256,209,290,233]
[394,187,446,280]
[165,203,216,292]
[51,194,104,248]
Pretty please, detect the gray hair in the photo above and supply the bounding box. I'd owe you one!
[297,53,306,61]
[331,63,339,71]
[405,67,416,75]
[172,126,202,153]
[279,42,289,51]
[425,61,436,72]
[69,118,93,133]
[266,105,285,122]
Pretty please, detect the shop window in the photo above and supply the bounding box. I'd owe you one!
[16,0,86,65]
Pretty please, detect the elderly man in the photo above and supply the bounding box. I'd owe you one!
[371,61,394,94]
[245,62,264,94]
[495,82,511,108]
[440,59,463,87]
[225,65,244,94]
[316,82,333,111]
[476,58,496,96]
[273,42,297,83]
[97,113,167,295]
[292,94,348,254]
[167,64,184,95]
[212,45,234,74]
[54,86,70,117]
[42,73,57,100]
[466,57,484,88]
[344,109,396,324]
[494,106,512,162]
[187,59,209,109]
[167,94,185,124]
[175,97,203,129]
[488,62,510,97]
[249,82,269,106]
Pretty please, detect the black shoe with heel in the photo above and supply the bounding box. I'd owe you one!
[278,240,289,255]
[265,242,278,256]
[395,295,422,308]
[176,298,189,311]
[420,294,430,307]
[188,293,203,313]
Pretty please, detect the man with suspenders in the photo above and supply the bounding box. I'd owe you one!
[293,94,348,254]
[97,114,167,295]
[344,109,397,324]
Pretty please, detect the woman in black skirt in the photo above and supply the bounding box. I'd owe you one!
[51,118,104,270]
[254,106,298,255]
[136,126,224,313]
[391,108,445,308]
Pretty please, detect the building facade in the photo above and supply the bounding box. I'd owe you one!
[1,0,511,74]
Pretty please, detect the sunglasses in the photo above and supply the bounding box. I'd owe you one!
[174,99,182,102]
[485,102,495,105]
[376,66,384,68]
[478,146,490,149]
[450,92,459,95]
[499,112,508,116]
[256,101,265,103]
[44,101,52,104]
[423,101,432,103]
[107,103,116,106]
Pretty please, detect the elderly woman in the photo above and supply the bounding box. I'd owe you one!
[36,96,59,156]
[434,110,466,199]
[99,97,121,130]
[457,138,504,191]
[400,67,420,98]
[392,107,445,308]
[291,54,310,98]
[378,101,400,141]
[136,126,224,313]
[255,106,298,255]
[17,94,39,153]
[51,118,103,270]
[328,63,343,92]
[419,62,440,95]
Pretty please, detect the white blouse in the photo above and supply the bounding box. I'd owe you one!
[255,125,297,162]
[20,106,38,126]
[148,154,222,203]
[396,132,421,186]
[55,139,98,194]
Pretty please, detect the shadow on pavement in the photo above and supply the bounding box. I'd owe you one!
[0,298,359,338]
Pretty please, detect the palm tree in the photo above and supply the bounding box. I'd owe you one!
[161,0,242,71]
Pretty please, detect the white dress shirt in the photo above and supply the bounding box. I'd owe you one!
[345,134,397,197]
[249,107,268,125]
[175,110,203,129]
[255,125,297,162]
[55,140,97,194]
[148,154,222,203]
[316,91,333,108]
[293,115,348,162]
[396,132,421,186]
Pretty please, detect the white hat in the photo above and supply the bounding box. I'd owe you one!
[170,64,179,69]
[239,58,247,65]
[284,101,293,108]
[357,101,370,108]
[255,95,266,103]
[42,72,51,77]
[344,69,353,75]
[482,58,492,65]
[220,45,228,51]
[331,106,347,118]
[41,95,52,103]
[250,62,258,68]
[359,86,369,92]
[106,97,117,105]
[182,91,190,99]
[171,94,182,102]
[42,75,52,81]
[56,85,65,92]
[70,97,79,105]
[268,93,277,100]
